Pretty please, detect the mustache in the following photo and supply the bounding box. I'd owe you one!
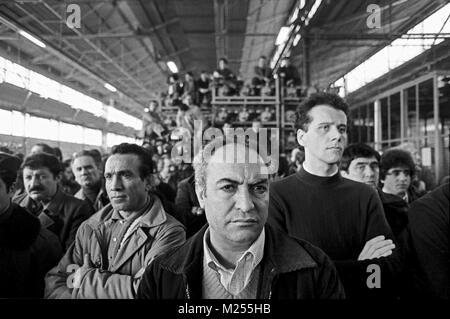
[29,186,45,192]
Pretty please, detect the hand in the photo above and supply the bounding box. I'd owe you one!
[358,235,396,261]
[72,254,94,288]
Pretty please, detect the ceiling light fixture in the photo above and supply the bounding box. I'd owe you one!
[104,83,117,92]
[166,61,178,73]
[18,30,46,48]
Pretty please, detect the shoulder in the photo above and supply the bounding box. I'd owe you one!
[2,204,41,250]
[266,225,331,270]
[270,173,301,192]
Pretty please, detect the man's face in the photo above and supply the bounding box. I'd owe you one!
[72,156,101,189]
[104,154,149,213]
[198,144,269,249]
[23,167,59,202]
[297,104,348,167]
[0,177,11,213]
[342,156,379,188]
[381,166,411,197]
[219,60,226,69]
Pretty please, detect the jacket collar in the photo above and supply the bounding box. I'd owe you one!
[43,187,66,216]
[91,195,167,229]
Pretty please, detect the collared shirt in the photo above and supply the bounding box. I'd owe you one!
[203,228,265,296]
[106,196,153,261]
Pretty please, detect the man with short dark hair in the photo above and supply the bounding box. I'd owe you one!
[0,152,62,297]
[138,138,344,299]
[340,143,408,239]
[72,150,109,212]
[14,152,93,250]
[45,143,185,299]
[380,149,419,204]
[269,93,402,298]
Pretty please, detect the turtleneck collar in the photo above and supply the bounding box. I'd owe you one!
[296,166,342,187]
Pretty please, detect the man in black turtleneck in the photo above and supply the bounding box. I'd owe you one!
[72,150,109,212]
[268,93,403,298]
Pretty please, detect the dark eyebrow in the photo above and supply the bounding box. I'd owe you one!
[248,179,269,186]
[216,178,241,185]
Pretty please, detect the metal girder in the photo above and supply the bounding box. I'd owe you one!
[2,6,146,116]
[307,33,450,41]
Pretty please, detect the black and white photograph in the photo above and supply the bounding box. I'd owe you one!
[0,0,448,314]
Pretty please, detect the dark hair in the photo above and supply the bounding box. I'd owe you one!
[295,92,350,131]
[186,71,193,77]
[53,147,63,162]
[62,159,72,169]
[32,143,55,155]
[219,57,228,64]
[379,149,415,180]
[71,150,102,168]
[340,143,380,172]
[0,146,13,154]
[259,55,267,60]
[22,153,62,177]
[110,143,153,179]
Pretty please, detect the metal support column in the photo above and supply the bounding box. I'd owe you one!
[433,75,441,184]
[374,99,382,152]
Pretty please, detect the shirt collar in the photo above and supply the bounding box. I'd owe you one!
[203,227,265,272]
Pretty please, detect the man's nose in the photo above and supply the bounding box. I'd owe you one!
[329,125,343,141]
[235,187,255,213]
[109,175,123,190]
[364,165,375,177]
[30,175,40,187]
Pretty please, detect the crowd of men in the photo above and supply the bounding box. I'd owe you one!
[0,92,448,299]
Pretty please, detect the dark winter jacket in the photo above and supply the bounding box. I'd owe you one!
[137,224,345,299]
[0,203,62,298]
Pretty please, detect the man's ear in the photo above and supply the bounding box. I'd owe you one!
[195,185,206,209]
[55,173,62,183]
[340,170,349,178]
[144,175,152,192]
[296,129,306,148]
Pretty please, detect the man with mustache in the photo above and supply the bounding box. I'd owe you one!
[14,152,93,251]
[45,143,185,298]
[72,150,109,212]
[0,152,62,297]
[268,93,402,298]
[137,137,344,299]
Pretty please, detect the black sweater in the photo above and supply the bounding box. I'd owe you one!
[268,168,403,298]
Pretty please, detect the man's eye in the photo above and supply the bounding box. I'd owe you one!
[104,174,111,180]
[252,185,267,195]
[339,126,347,134]
[320,125,329,131]
[221,185,236,193]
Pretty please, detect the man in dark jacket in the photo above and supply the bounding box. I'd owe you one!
[138,138,344,299]
[174,173,207,238]
[13,152,93,250]
[0,152,62,298]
